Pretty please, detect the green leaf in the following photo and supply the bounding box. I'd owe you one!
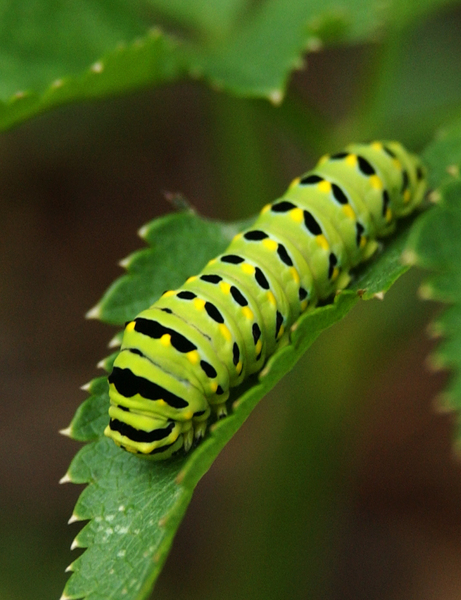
[1,0,454,131]
[405,119,461,436]
[63,197,422,599]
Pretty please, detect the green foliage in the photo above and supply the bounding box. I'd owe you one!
[0,0,456,131]
[63,209,416,600]
[3,0,458,598]
[405,121,461,440]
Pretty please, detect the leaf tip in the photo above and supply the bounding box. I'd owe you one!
[425,352,447,372]
[59,472,72,485]
[373,291,385,300]
[85,304,101,320]
[401,249,418,266]
[268,89,284,106]
[59,426,72,438]
[91,61,104,74]
[428,190,442,204]
[138,224,149,239]
[108,335,122,349]
[118,256,131,269]
[97,358,108,370]
[80,381,91,392]
[446,164,460,178]
[64,563,74,573]
[59,593,71,600]
[418,283,434,300]
[68,513,81,525]
[70,537,82,551]
[305,36,323,52]
[426,320,444,338]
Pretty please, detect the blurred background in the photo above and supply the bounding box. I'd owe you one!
[1,4,461,599]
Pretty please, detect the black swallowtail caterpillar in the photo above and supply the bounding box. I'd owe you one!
[105,141,427,459]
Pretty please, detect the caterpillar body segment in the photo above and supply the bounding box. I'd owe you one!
[104,141,427,459]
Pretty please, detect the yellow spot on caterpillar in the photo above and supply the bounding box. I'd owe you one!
[346,154,357,167]
[318,154,329,165]
[385,208,392,222]
[232,233,243,242]
[125,321,135,332]
[403,189,411,203]
[392,159,401,170]
[193,298,206,311]
[219,282,231,294]
[277,325,285,339]
[242,306,253,320]
[342,205,356,220]
[236,361,243,375]
[290,208,303,223]
[186,276,197,283]
[331,267,340,282]
[316,234,329,251]
[360,236,367,249]
[184,410,193,420]
[261,203,271,214]
[300,299,308,312]
[371,142,383,151]
[289,177,300,189]
[262,238,278,251]
[207,258,217,266]
[241,263,255,275]
[157,399,167,407]
[369,175,383,190]
[187,350,200,365]
[255,339,262,354]
[318,180,332,193]
[162,290,175,298]
[267,291,276,306]
[289,267,300,284]
[210,382,218,393]
[219,323,232,341]
[160,333,171,347]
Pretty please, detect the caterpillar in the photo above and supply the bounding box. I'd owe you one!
[104,141,427,459]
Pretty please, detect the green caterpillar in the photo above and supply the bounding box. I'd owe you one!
[105,141,427,459]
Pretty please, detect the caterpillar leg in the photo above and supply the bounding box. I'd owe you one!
[213,402,228,419]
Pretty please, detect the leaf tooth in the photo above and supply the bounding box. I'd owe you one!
[401,249,418,266]
[59,472,72,485]
[305,36,323,52]
[90,61,104,73]
[118,255,133,269]
[268,89,283,106]
[59,426,72,438]
[64,562,74,573]
[446,164,460,178]
[70,537,82,551]
[108,335,122,349]
[428,190,442,203]
[373,291,385,300]
[138,223,150,239]
[148,26,162,38]
[97,358,107,370]
[427,320,444,338]
[425,352,447,372]
[68,513,82,524]
[59,593,72,600]
[80,381,91,392]
[85,304,101,319]
[418,282,437,300]
[433,391,456,414]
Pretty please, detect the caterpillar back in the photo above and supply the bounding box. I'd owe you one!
[105,141,427,459]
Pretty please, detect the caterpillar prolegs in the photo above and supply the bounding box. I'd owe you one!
[105,141,427,459]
